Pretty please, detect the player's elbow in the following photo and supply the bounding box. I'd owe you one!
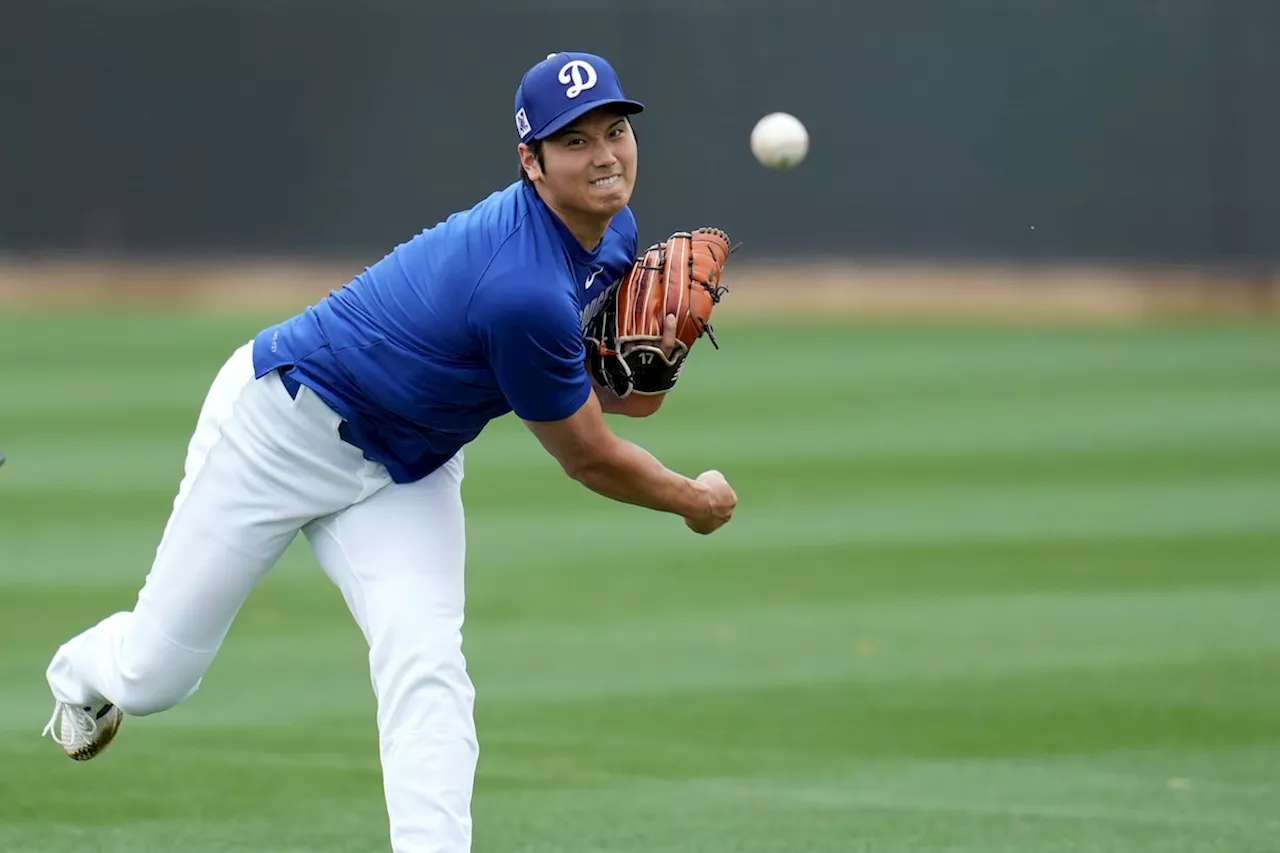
[559,441,619,487]
[562,451,609,486]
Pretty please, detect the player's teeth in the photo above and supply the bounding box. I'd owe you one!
[592,176,619,186]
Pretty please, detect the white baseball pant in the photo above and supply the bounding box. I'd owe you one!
[45,341,478,853]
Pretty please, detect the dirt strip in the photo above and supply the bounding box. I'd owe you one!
[1,257,1277,320]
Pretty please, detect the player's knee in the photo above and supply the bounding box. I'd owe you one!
[112,673,201,717]
[374,635,474,730]
[112,650,206,716]
[403,648,472,705]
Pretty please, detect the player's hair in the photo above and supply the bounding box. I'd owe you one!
[519,140,546,186]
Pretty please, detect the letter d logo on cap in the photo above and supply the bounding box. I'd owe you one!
[558,59,597,99]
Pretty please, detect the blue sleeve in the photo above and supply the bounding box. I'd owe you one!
[470,271,592,422]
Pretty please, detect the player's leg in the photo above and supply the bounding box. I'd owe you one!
[303,451,476,853]
[43,342,389,757]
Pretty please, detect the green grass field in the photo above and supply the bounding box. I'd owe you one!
[2,309,1279,853]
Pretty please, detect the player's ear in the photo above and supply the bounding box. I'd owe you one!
[518,142,543,183]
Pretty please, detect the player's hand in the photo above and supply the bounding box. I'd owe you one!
[623,313,678,360]
[659,313,678,359]
[685,470,737,535]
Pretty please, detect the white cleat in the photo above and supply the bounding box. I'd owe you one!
[42,701,124,761]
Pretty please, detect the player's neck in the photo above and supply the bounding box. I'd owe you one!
[539,191,609,252]
[561,217,608,253]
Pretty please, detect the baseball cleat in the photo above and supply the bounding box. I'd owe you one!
[42,701,124,761]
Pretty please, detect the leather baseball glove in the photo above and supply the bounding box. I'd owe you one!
[585,227,732,397]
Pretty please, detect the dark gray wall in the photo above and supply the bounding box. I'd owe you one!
[4,0,1278,265]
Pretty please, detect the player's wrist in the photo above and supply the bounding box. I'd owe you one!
[616,391,665,418]
[684,477,714,521]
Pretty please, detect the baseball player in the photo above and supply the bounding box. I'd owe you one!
[40,51,737,853]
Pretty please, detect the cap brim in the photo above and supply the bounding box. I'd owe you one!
[530,98,645,140]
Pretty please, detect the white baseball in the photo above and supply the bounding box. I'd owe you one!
[750,112,809,170]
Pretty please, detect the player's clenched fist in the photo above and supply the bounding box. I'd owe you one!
[685,470,737,535]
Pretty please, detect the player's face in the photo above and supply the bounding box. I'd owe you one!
[535,109,637,219]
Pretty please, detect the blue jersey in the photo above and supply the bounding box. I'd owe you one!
[252,181,638,483]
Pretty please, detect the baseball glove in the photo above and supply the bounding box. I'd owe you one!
[585,227,733,398]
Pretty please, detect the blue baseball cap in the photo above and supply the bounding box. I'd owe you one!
[514,52,645,143]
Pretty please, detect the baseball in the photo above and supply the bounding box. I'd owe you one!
[750,112,809,170]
